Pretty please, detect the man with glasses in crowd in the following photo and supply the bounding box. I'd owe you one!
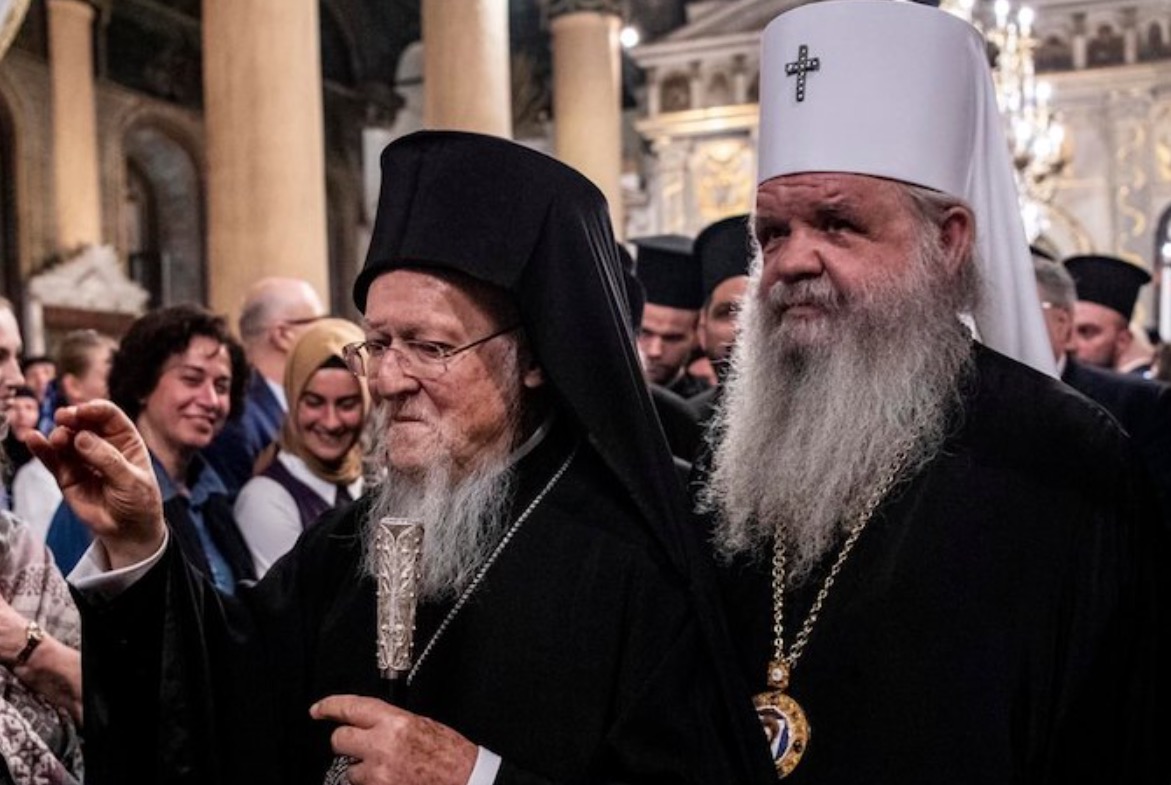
[34,131,772,785]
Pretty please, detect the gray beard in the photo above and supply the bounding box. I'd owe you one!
[360,404,520,604]
[702,235,976,585]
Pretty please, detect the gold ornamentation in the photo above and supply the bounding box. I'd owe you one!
[753,660,810,778]
[1153,104,1171,182]
[1113,117,1148,251]
[694,140,754,222]
[761,440,916,778]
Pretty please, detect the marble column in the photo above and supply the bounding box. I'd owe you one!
[1071,13,1088,70]
[688,61,704,110]
[1121,8,1138,65]
[733,55,749,105]
[550,0,625,238]
[421,0,511,136]
[47,0,102,250]
[202,0,329,321]
[646,67,661,117]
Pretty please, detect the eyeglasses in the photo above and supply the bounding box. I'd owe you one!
[342,325,520,380]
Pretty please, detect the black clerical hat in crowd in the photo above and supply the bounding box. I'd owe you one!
[1063,254,1152,321]
[631,234,701,310]
[694,215,752,302]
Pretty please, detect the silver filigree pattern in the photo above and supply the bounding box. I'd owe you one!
[373,519,424,679]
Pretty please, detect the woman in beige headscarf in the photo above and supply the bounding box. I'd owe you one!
[235,319,369,577]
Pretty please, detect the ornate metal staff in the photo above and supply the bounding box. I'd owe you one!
[323,517,424,785]
[372,517,424,680]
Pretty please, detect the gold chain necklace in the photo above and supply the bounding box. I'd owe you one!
[755,442,913,778]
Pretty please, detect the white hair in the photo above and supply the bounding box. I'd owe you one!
[360,340,525,602]
[702,186,978,584]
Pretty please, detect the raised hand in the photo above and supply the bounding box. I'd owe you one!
[311,695,477,785]
[26,400,165,569]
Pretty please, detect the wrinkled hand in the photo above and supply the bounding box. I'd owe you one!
[311,695,477,785]
[26,401,165,569]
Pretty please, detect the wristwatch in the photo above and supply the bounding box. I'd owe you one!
[14,620,43,666]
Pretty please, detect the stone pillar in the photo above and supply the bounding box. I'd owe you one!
[550,0,625,238]
[688,61,704,110]
[1071,13,1088,70]
[421,0,511,136]
[202,0,329,321]
[646,67,661,117]
[733,55,749,104]
[47,0,102,250]
[1121,8,1138,65]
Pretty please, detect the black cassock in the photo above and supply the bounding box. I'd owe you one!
[713,345,1169,784]
[1061,356,1171,528]
[76,423,773,785]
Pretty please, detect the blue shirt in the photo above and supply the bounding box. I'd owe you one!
[35,381,61,435]
[47,452,238,594]
[151,453,237,595]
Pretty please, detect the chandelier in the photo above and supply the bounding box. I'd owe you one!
[944,0,1069,239]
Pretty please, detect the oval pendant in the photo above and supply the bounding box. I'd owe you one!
[753,688,810,778]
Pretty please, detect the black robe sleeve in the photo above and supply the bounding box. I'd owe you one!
[76,486,773,785]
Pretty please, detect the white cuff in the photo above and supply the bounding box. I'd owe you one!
[467,747,502,785]
[68,529,170,601]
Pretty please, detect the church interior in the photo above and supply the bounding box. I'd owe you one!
[1,0,1170,352]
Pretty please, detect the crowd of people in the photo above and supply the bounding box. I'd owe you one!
[0,2,1167,784]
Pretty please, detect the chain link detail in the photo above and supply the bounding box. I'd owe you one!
[771,440,916,669]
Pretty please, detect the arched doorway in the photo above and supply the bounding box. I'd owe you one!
[122,122,204,306]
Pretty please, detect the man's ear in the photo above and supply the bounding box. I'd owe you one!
[271,324,295,353]
[938,205,975,278]
[1115,324,1134,358]
[522,363,545,390]
[696,309,710,352]
[1055,308,1075,350]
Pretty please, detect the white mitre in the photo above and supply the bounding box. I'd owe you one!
[757,0,1056,376]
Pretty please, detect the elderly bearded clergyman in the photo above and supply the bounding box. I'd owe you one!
[700,2,1167,783]
[30,132,775,785]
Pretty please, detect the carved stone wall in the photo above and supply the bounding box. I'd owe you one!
[1036,57,1171,326]
[629,29,759,235]
[627,0,1171,300]
[0,46,208,354]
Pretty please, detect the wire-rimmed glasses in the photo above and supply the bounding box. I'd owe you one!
[342,324,519,380]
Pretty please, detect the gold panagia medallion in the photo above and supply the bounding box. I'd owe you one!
[753,660,810,778]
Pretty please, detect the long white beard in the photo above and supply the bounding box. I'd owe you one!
[702,232,977,585]
[361,391,522,603]
[363,455,516,603]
